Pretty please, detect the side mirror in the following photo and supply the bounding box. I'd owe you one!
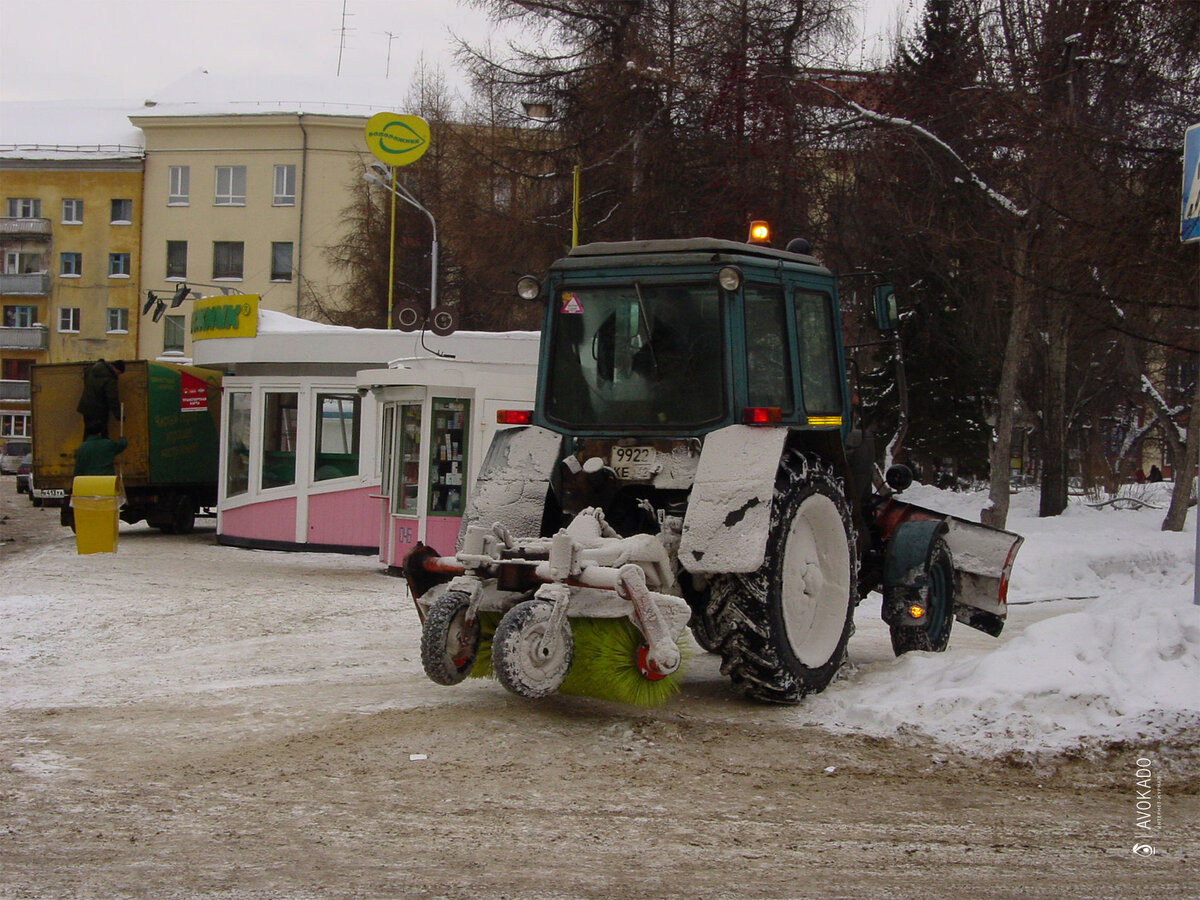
[873,284,899,332]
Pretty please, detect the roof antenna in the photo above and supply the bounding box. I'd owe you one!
[336,0,351,76]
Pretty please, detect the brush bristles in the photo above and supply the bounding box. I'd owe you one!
[559,617,684,707]
[467,612,684,706]
[469,611,501,679]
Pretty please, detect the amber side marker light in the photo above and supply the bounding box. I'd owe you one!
[742,407,782,425]
[909,605,926,620]
[497,410,533,425]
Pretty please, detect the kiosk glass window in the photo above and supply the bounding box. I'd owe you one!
[262,392,298,489]
[394,403,422,514]
[314,393,360,481]
[225,391,251,497]
[428,398,469,516]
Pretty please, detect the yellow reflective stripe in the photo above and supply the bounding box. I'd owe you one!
[806,416,843,427]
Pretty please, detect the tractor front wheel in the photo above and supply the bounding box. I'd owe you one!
[709,452,858,703]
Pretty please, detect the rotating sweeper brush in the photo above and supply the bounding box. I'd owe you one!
[407,508,691,707]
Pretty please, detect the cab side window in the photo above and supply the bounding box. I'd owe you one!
[793,290,842,414]
[743,283,794,414]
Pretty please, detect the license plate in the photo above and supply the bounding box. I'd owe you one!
[39,489,66,497]
[611,445,655,480]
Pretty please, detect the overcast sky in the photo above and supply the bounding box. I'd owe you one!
[1,0,909,105]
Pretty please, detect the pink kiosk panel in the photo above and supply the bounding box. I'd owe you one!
[221,496,299,544]
[308,486,381,548]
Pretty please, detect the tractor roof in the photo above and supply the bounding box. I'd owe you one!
[554,238,830,275]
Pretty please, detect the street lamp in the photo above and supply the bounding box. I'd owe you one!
[363,163,450,333]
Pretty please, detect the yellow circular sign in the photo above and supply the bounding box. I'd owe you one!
[365,113,430,166]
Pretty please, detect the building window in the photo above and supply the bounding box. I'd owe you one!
[214,165,247,205]
[314,393,361,481]
[61,199,83,223]
[270,242,293,281]
[4,250,45,274]
[110,198,132,223]
[166,240,188,279]
[108,253,131,277]
[106,307,129,333]
[262,392,299,489]
[169,165,190,204]
[6,198,40,218]
[273,164,296,205]
[58,307,80,332]
[213,241,244,279]
[3,305,37,327]
[60,252,83,276]
[163,314,185,353]
[2,413,32,438]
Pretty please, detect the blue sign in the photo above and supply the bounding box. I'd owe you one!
[1183,123,1200,243]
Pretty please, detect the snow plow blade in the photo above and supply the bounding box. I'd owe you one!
[874,499,1023,636]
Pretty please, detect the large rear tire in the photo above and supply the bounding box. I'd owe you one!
[709,452,858,703]
[888,538,954,655]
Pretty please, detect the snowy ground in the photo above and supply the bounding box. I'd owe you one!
[2,478,1198,898]
[797,483,1200,758]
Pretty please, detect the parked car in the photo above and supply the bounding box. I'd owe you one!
[1,438,32,474]
[15,453,32,495]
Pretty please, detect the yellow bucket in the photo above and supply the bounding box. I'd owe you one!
[71,475,120,554]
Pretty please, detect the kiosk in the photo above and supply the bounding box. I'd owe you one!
[191,297,537,555]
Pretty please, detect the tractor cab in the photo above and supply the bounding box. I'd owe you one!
[524,239,849,439]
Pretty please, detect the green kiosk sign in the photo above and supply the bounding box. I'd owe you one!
[365,113,430,167]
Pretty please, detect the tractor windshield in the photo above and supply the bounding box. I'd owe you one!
[542,281,725,430]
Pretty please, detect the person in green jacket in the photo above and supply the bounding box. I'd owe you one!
[74,424,128,476]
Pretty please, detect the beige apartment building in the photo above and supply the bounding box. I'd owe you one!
[0,105,144,439]
[133,73,404,361]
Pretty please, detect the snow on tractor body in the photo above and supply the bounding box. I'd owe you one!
[404,238,1023,704]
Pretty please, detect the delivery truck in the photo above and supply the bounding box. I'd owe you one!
[31,360,222,533]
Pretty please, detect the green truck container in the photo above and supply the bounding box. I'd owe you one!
[31,360,223,533]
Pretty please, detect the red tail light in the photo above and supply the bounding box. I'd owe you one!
[496,410,533,425]
[742,407,782,425]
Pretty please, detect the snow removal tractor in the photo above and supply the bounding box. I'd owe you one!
[403,237,1023,705]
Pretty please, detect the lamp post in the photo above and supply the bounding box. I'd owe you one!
[363,165,438,329]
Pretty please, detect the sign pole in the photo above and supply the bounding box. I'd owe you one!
[387,167,397,329]
[572,165,581,248]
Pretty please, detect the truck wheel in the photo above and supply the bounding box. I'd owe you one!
[492,599,573,699]
[710,452,858,703]
[170,495,197,535]
[888,538,954,655]
[420,590,481,685]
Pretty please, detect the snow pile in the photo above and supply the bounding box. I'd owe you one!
[797,484,1200,756]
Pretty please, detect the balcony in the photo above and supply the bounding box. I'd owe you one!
[0,217,52,240]
[0,324,48,350]
[0,273,50,295]
[0,380,32,401]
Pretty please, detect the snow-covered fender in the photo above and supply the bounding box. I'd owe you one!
[678,425,789,574]
[455,424,561,551]
[880,518,949,622]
